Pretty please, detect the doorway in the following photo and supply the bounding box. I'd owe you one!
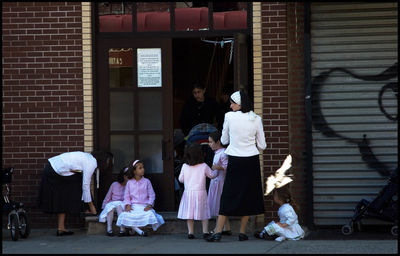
[95,35,251,212]
[172,37,235,131]
[171,37,235,210]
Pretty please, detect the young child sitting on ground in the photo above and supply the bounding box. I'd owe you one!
[254,186,305,242]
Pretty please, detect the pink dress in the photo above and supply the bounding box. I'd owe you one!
[207,148,228,217]
[177,163,217,220]
[99,181,125,222]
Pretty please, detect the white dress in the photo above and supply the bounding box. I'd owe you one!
[116,204,165,231]
[116,178,164,231]
[264,203,305,240]
[98,182,125,223]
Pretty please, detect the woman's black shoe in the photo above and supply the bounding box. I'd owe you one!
[205,232,222,242]
[56,230,74,236]
[221,230,232,236]
[238,233,249,241]
[188,234,195,239]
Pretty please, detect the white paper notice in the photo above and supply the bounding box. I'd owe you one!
[137,48,162,87]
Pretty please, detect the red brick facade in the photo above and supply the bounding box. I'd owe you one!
[2,2,85,227]
[2,2,306,228]
[259,2,306,223]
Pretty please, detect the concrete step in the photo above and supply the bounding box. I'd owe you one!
[85,212,264,235]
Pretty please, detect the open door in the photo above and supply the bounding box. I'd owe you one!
[234,33,249,94]
[96,38,174,211]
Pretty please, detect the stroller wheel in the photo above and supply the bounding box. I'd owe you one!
[356,221,362,232]
[341,225,353,235]
[391,226,397,237]
[10,214,20,241]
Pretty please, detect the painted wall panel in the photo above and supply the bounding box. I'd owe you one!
[310,2,398,225]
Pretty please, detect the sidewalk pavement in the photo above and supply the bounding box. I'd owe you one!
[2,228,397,254]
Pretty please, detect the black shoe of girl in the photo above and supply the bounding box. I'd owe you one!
[254,230,266,239]
[203,232,211,239]
[188,234,195,239]
[139,231,148,237]
[106,231,114,237]
[221,230,232,236]
[118,230,130,237]
[56,230,74,236]
[238,233,249,241]
[205,232,222,242]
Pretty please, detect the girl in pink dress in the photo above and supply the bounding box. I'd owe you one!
[116,160,164,236]
[99,165,129,236]
[177,143,218,239]
[207,131,231,235]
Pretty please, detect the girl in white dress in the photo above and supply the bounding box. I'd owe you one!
[207,131,231,235]
[99,165,129,236]
[255,186,305,242]
[116,160,164,236]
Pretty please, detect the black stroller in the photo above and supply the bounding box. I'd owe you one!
[2,167,31,241]
[341,168,398,236]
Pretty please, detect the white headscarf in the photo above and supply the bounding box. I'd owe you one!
[230,91,257,121]
[230,91,241,105]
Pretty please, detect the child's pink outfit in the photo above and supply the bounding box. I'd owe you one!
[116,177,164,231]
[207,148,228,217]
[99,181,125,222]
[177,163,218,220]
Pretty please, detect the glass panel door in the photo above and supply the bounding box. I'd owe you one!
[96,38,174,211]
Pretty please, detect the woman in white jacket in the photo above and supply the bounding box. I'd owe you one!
[206,89,267,242]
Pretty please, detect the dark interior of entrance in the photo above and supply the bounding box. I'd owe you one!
[171,37,235,210]
[172,37,234,131]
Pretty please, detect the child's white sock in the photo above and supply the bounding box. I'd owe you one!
[133,227,144,235]
[120,225,126,232]
[106,211,114,232]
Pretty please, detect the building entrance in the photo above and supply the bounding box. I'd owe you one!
[95,34,251,211]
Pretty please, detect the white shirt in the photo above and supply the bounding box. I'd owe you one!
[277,203,305,240]
[221,111,267,157]
[48,151,97,203]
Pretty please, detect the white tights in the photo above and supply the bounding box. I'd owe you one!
[106,207,144,235]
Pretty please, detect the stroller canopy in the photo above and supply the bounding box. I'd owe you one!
[187,123,218,144]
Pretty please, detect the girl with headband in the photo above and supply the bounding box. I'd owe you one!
[116,160,164,236]
[99,165,131,236]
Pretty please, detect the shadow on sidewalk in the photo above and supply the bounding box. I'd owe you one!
[304,225,397,240]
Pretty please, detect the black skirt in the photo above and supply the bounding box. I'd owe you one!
[219,155,265,216]
[38,162,83,214]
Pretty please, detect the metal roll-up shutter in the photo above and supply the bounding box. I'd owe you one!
[310,2,398,226]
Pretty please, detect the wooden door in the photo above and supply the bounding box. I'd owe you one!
[96,38,174,211]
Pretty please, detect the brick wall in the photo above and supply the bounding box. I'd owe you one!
[260,2,306,224]
[287,2,306,224]
[2,2,85,228]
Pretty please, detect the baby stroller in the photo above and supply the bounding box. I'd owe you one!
[341,168,398,236]
[187,123,218,168]
[2,167,31,241]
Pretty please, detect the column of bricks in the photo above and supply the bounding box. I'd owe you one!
[287,2,307,224]
[260,2,290,222]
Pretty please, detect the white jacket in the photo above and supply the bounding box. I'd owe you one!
[221,111,267,157]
